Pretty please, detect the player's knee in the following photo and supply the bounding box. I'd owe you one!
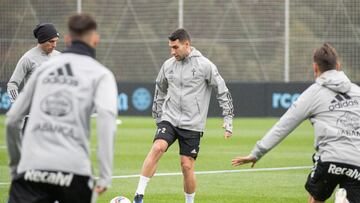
[181,161,194,172]
[151,143,166,155]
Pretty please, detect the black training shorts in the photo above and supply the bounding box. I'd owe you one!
[8,170,94,203]
[154,121,203,159]
[305,159,360,202]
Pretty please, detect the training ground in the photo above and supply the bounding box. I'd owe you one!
[0,116,336,202]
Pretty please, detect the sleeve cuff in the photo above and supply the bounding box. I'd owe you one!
[223,116,233,133]
[250,144,266,161]
[96,178,111,188]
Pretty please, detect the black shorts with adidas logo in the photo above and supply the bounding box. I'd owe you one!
[8,170,94,203]
[305,159,360,202]
[154,121,203,159]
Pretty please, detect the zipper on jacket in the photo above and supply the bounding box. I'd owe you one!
[178,61,183,126]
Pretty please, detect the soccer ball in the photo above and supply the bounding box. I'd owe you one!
[109,196,131,203]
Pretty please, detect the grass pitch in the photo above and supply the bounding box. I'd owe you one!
[0,116,336,202]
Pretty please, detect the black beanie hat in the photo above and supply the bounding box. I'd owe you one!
[33,23,59,43]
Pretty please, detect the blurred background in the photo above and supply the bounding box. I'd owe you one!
[1,0,360,116]
[1,0,360,83]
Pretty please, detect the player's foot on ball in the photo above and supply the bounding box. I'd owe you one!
[133,194,143,203]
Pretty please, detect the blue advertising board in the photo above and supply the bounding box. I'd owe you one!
[0,82,311,117]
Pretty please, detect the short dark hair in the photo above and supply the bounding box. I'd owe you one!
[68,13,97,37]
[313,43,339,72]
[168,28,191,42]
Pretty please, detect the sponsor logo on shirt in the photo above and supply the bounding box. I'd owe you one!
[43,63,78,86]
[337,112,360,137]
[329,93,359,111]
[32,122,74,137]
[41,90,72,117]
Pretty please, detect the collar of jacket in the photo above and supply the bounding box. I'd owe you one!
[180,47,202,63]
[36,45,51,56]
[63,40,96,58]
[188,47,202,58]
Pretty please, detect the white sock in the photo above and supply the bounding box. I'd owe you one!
[135,175,150,195]
[185,192,195,203]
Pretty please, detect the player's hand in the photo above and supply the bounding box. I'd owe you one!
[224,130,232,139]
[232,155,257,167]
[94,186,107,195]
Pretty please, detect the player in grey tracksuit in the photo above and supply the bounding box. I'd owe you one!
[7,23,60,102]
[152,47,234,132]
[232,43,360,203]
[6,14,117,203]
[6,24,60,159]
[134,28,234,203]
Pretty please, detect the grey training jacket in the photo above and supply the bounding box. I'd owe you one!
[6,42,118,187]
[251,70,360,167]
[152,47,234,132]
[7,46,60,101]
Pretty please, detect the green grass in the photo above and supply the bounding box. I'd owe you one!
[0,116,336,202]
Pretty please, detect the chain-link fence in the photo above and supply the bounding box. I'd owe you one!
[1,0,359,83]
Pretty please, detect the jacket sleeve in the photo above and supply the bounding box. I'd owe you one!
[94,72,118,188]
[7,56,31,102]
[152,64,168,123]
[250,86,317,160]
[6,65,38,178]
[206,63,234,131]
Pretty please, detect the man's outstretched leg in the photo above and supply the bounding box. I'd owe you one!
[134,139,168,203]
[181,156,196,203]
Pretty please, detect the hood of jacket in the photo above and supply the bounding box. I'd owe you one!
[316,70,351,93]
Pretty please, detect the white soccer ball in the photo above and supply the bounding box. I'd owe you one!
[109,196,131,203]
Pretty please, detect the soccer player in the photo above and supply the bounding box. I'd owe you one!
[133,28,234,203]
[6,23,60,161]
[232,43,359,203]
[6,13,118,203]
[7,23,60,103]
